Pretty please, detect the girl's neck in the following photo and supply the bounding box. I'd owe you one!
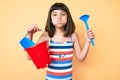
[55,28,64,36]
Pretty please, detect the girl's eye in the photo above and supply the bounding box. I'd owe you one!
[52,14,57,16]
[62,13,66,15]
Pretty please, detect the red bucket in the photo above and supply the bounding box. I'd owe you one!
[25,41,51,69]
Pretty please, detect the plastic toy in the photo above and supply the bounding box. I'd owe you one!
[19,33,51,69]
[80,14,95,46]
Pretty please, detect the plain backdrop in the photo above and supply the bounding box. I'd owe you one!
[0,0,120,80]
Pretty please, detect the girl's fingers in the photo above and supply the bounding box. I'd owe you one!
[89,34,95,39]
[87,29,95,39]
[34,24,42,31]
[27,24,42,33]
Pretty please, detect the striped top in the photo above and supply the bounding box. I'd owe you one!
[46,37,73,80]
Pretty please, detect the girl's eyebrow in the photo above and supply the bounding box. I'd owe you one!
[52,11,57,13]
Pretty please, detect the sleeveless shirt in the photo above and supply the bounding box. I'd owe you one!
[46,37,73,80]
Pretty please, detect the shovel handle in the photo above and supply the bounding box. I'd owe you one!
[85,20,95,46]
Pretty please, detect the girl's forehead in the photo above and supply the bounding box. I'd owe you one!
[51,10,66,13]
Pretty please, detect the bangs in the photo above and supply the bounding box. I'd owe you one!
[50,3,68,13]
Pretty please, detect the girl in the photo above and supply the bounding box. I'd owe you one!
[26,2,95,80]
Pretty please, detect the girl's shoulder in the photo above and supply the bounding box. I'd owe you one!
[37,31,50,44]
[42,31,49,38]
[71,32,79,43]
[71,32,79,39]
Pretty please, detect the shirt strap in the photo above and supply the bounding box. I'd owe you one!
[70,35,72,41]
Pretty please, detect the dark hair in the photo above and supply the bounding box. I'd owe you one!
[45,3,75,37]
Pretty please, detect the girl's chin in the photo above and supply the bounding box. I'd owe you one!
[54,24,65,27]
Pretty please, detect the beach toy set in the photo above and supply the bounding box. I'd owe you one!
[19,34,51,69]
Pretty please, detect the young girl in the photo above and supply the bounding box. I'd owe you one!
[26,2,95,80]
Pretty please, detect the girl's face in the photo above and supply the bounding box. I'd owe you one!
[51,10,67,28]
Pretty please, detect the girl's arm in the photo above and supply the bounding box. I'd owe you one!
[26,24,40,40]
[73,30,94,62]
[25,53,31,60]
[25,24,41,60]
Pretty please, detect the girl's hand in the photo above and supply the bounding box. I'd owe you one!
[27,24,41,35]
[85,29,95,43]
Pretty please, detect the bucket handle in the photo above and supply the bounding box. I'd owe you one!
[24,29,42,37]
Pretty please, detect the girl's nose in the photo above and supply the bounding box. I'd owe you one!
[57,14,61,19]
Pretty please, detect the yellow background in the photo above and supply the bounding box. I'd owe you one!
[0,0,120,80]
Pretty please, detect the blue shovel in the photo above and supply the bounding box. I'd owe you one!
[19,34,35,49]
[80,14,95,46]
[20,29,42,49]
